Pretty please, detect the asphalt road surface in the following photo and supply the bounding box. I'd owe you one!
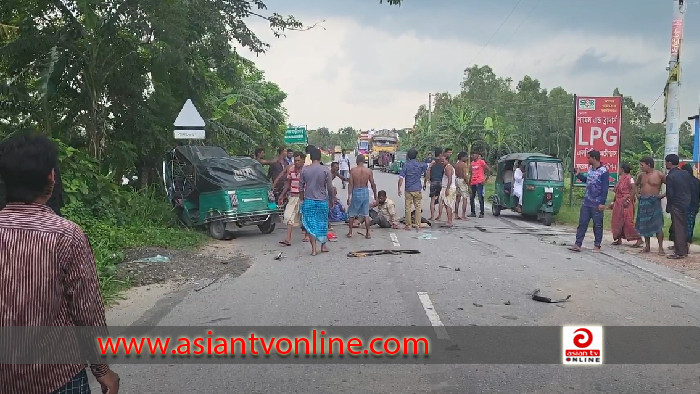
[96,165,700,393]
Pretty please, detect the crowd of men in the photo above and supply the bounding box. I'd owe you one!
[255,145,494,255]
[570,150,700,259]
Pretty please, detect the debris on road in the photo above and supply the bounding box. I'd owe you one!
[347,249,420,258]
[473,303,483,307]
[415,233,438,240]
[671,304,684,308]
[133,254,170,263]
[504,300,511,305]
[531,289,571,303]
[274,252,284,260]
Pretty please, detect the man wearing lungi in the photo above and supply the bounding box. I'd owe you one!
[347,154,377,239]
[300,148,334,256]
[665,154,693,259]
[278,151,305,246]
[635,157,666,254]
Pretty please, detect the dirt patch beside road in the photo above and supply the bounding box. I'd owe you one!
[115,241,250,287]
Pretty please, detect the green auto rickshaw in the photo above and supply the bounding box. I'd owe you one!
[163,145,282,239]
[488,153,564,226]
[388,151,407,174]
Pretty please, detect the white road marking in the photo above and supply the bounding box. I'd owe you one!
[390,232,400,247]
[417,292,449,339]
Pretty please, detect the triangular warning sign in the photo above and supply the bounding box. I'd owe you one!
[174,99,205,127]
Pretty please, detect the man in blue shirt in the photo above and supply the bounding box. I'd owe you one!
[570,150,610,252]
[398,148,427,230]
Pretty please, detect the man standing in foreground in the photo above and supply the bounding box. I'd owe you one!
[469,152,491,218]
[398,148,427,230]
[347,155,377,239]
[300,148,334,256]
[0,134,120,394]
[634,157,666,254]
[454,152,470,220]
[569,150,609,252]
[665,154,693,259]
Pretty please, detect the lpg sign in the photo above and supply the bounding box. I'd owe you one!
[573,96,622,187]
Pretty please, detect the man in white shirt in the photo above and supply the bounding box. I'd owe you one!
[337,149,351,189]
[513,162,525,212]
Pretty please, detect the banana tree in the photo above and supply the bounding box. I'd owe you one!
[437,98,485,162]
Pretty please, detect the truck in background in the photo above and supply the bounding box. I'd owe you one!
[357,131,370,157]
[369,130,399,169]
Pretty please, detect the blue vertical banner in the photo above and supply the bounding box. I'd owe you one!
[693,116,700,163]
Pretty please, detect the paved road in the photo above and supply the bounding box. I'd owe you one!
[97,167,700,393]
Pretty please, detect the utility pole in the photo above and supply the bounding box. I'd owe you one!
[664,0,687,157]
[428,93,432,135]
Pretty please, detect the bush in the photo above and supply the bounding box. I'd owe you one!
[56,141,206,301]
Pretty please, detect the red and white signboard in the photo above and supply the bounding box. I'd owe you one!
[671,19,683,56]
[573,96,622,187]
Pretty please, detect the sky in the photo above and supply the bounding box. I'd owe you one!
[239,0,700,131]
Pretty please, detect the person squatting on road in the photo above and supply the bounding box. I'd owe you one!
[278,151,306,246]
[469,152,490,218]
[398,148,427,230]
[665,154,694,259]
[569,150,609,252]
[347,154,377,239]
[424,148,445,221]
[608,163,642,247]
[369,190,399,229]
[454,152,470,220]
[635,156,666,254]
[300,148,334,256]
[0,134,121,394]
[439,154,457,228]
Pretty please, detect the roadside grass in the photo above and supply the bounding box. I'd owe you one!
[64,189,208,304]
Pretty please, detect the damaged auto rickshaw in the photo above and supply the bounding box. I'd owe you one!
[163,145,282,239]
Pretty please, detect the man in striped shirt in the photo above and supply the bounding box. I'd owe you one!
[0,134,120,393]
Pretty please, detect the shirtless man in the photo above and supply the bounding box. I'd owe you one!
[635,156,666,254]
[347,155,377,239]
[454,152,470,220]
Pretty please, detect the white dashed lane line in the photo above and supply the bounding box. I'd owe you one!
[417,292,450,340]
[390,232,400,247]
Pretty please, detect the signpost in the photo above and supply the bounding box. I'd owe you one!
[174,99,206,140]
[572,95,622,189]
[284,126,307,145]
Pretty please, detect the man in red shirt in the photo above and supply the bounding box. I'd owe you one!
[468,152,491,218]
[0,134,120,394]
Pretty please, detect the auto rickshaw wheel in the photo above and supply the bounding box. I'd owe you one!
[492,204,501,217]
[258,217,276,234]
[542,212,553,226]
[209,220,226,240]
